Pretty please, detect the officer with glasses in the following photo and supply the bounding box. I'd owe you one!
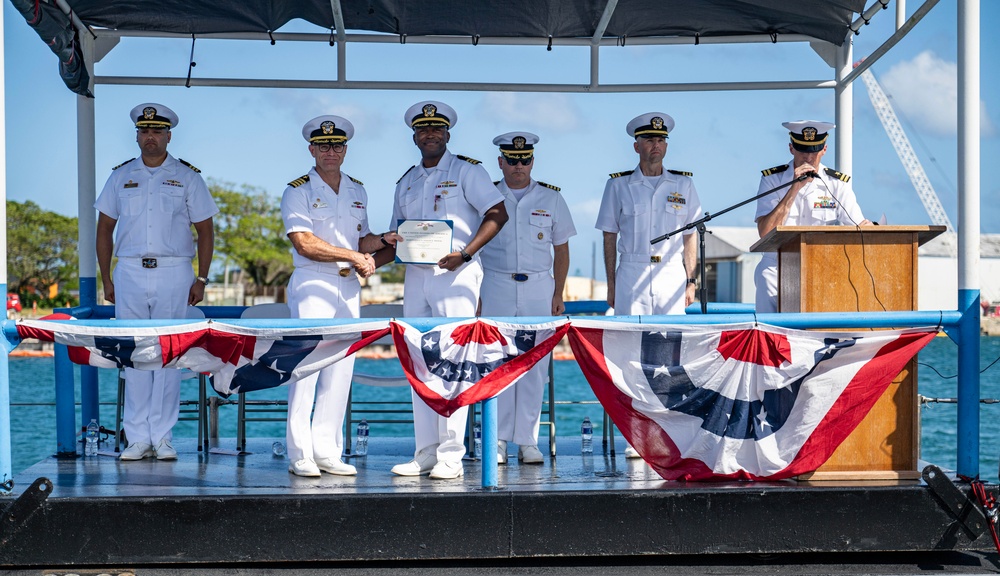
[478,131,576,465]
[595,112,701,460]
[280,114,399,477]
[95,103,219,461]
[753,120,871,313]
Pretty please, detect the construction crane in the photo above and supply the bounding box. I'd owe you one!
[859,67,956,233]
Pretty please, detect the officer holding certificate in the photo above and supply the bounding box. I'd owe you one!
[389,100,508,480]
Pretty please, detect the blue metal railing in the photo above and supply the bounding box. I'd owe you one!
[0,301,977,489]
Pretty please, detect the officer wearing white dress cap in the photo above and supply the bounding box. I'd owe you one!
[753,120,872,313]
[280,114,400,477]
[95,103,219,461]
[479,131,576,465]
[389,100,508,480]
[595,112,702,459]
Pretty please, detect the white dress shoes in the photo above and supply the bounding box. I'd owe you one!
[391,451,437,476]
[288,458,321,477]
[155,438,177,460]
[518,444,544,464]
[624,444,642,459]
[497,440,508,465]
[429,460,464,480]
[119,442,154,460]
[315,457,357,476]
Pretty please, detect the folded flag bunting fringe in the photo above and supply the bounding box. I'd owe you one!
[567,320,937,481]
[16,315,390,396]
[391,318,570,417]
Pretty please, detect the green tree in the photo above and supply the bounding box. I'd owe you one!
[211,180,292,289]
[6,200,79,297]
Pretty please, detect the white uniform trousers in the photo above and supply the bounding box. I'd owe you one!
[754,254,779,313]
[403,262,483,464]
[614,255,687,315]
[114,257,193,446]
[479,270,553,446]
[285,268,361,464]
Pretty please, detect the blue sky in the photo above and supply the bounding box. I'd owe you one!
[4,2,998,281]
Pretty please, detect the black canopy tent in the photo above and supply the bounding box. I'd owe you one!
[13,0,867,96]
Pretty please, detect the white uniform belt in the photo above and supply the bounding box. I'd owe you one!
[299,263,355,277]
[619,253,678,264]
[118,256,192,266]
[483,269,550,282]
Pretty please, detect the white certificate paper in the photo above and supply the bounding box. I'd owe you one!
[395,219,455,264]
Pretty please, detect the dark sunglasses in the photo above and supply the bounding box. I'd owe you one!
[503,155,533,166]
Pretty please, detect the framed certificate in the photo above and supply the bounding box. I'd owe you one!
[395,219,455,264]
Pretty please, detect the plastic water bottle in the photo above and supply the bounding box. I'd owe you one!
[85,419,99,456]
[355,419,370,457]
[581,416,594,454]
[473,422,482,459]
[271,442,286,457]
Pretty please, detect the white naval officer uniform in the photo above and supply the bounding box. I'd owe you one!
[281,167,371,465]
[595,167,702,314]
[753,162,865,313]
[94,153,218,447]
[479,178,576,448]
[391,149,505,466]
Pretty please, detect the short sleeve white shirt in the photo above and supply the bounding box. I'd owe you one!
[94,154,219,258]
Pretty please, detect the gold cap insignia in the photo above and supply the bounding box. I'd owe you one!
[321,121,336,135]
[803,127,817,141]
[423,104,437,117]
[143,107,157,120]
[651,117,664,130]
[513,136,526,150]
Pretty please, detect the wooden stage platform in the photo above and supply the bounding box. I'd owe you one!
[1,437,998,570]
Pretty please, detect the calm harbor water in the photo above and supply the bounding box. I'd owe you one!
[6,335,1000,479]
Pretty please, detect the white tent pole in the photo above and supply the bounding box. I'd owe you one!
[835,33,853,175]
[0,0,13,490]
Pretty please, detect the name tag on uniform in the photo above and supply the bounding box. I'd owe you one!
[124,181,138,189]
[436,181,457,188]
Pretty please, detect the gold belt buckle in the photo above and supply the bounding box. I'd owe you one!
[650,256,662,263]
[338,268,351,277]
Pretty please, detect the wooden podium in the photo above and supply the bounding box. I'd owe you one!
[750,225,945,480]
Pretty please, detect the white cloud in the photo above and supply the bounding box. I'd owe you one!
[478,93,582,132]
[880,50,996,137]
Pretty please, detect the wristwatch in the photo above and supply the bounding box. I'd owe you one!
[460,248,473,263]
[686,277,697,285]
[379,233,391,247]
[196,276,209,284]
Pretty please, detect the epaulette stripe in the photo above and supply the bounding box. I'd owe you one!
[761,164,789,176]
[396,165,415,185]
[609,169,634,179]
[179,159,201,173]
[824,167,850,182]
[112,158,136,170]
[287,174,310,188]
[538,181,561,192]
[349,176,364,186]
[667,169,693,177]
[456,154,482,165]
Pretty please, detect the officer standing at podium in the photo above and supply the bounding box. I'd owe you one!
[753,120,871,313]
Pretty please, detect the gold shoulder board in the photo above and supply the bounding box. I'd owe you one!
[349,176,364,186]
[538,181,561,192]
[667,169,693,177]
[112,158,136,171]
[609,169,634,179]
[178,159,202,173]
[761,164,789,177]
[824,167,850,182]
[456,154,482,165]
[287,174,311,188]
